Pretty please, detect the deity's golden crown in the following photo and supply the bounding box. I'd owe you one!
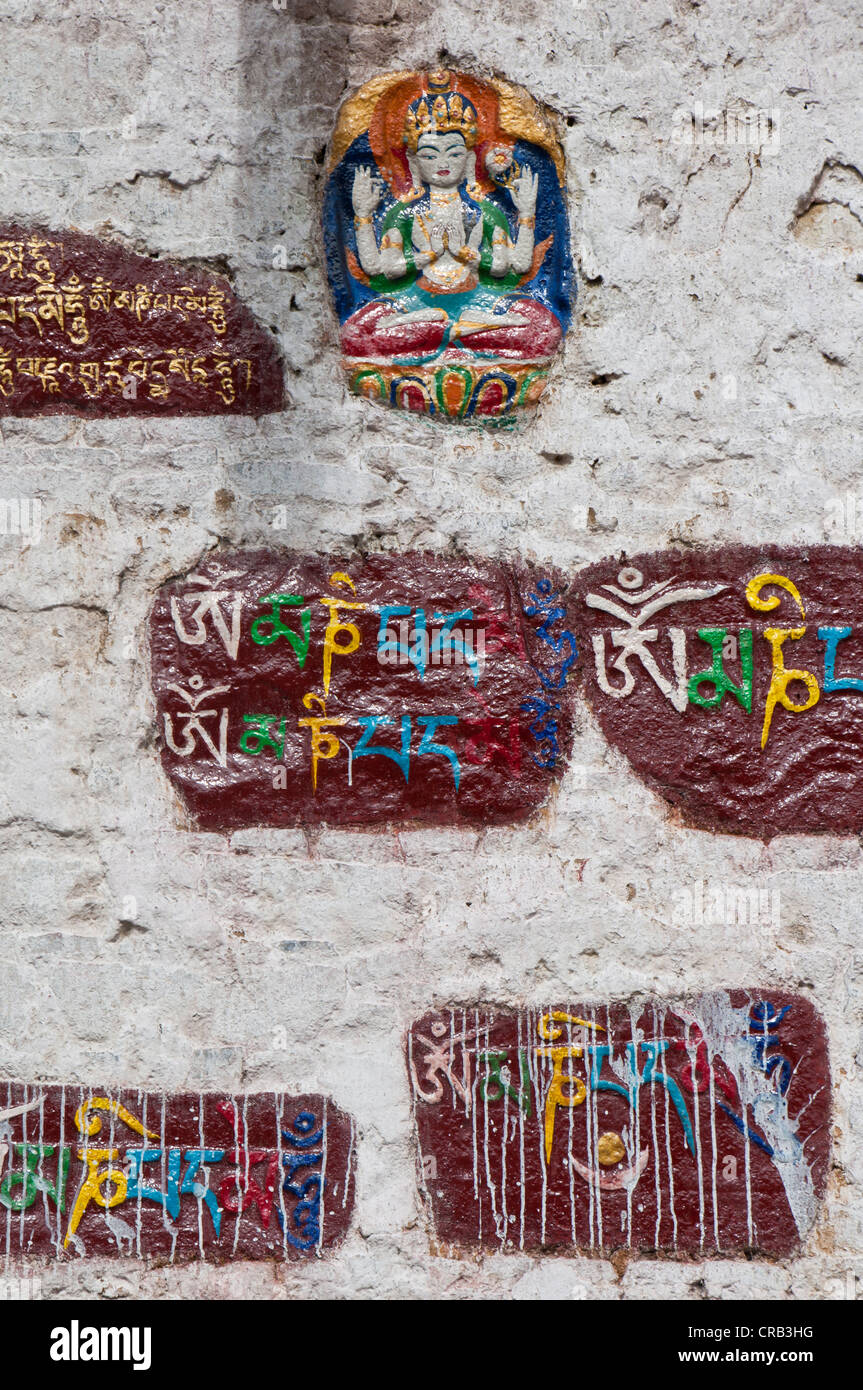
[404,71,479,152]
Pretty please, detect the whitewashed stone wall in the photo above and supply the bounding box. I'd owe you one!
[0,0,861,1298]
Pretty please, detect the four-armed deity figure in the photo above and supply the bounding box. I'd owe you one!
[326,69,572,416]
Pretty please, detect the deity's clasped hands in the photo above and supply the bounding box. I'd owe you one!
[417,206,481,266]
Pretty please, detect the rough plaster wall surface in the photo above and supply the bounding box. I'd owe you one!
[0,0,860,1298]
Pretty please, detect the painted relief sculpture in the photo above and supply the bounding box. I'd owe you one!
[575,545,863,836]
[150,551,577,829]
[0,227,283,415]
[324,69,573,421]
[0,1086,355,1260]
[408,993,829,1256]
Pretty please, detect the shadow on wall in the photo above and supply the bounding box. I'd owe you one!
[240,0,440,355]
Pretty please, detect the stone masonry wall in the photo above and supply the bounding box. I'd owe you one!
[0,0,861,1297]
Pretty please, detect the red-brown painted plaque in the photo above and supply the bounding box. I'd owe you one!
[408,992,829,1256]
[149,551,577,830]
[575,545,863,836]
[0,226,283,415]
[0,1085,355,1261]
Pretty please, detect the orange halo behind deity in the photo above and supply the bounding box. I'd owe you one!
[327,67,566,197]
[369,69,507,199]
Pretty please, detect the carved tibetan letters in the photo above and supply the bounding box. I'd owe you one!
[576,545,863,836]
[0,227,283,415]
[324,68,574,422]
[0,1086,355,1260]
[408,993,829,1256]
[150,552,577,829]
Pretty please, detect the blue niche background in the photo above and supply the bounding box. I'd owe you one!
[324,131,575,332]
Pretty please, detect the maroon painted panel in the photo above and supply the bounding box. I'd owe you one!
[408,993,829,1256]
[149,551,577,830]
[0,1085,355,1261]
[575,545,863,837]
[0,226,283,415]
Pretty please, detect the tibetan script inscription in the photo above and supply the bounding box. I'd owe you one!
[576,545,863,836]
[0,1085,355,1260]
[408,993,829,1257]
[149,551,578,830]
[0,226,283,416]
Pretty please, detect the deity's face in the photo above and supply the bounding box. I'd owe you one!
[413,128,471,189]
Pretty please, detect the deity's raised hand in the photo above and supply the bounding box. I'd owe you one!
[511,165,539,219]
[352,165,383,218]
